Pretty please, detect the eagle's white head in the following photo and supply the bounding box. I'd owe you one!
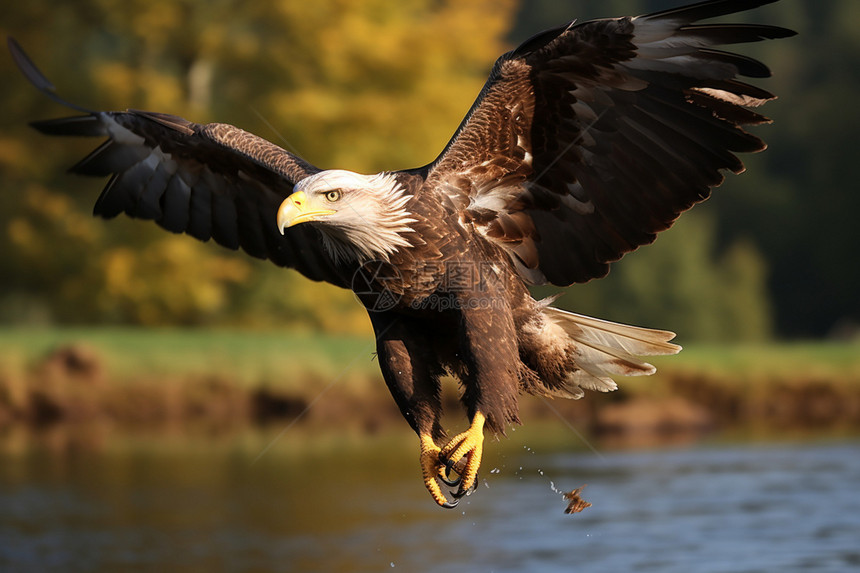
[277,169,417,262]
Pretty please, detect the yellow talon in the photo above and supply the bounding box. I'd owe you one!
[418,412,487,508]
[419,434,451,508]
[439,411,486,495]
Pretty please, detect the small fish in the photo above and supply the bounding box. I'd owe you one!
[563,484,592,515]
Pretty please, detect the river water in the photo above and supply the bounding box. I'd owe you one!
[1,428,858,572]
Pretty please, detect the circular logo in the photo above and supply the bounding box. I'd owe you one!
[351,260,403,312]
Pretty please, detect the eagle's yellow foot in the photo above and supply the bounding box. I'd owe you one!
[439,411,486,500]
[419,434,460,508]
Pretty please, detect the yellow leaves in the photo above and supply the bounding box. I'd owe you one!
[0,137,30,174]
[92,0,185,49]
[7,186,101,258]
[99,237,250,325]
[254,0,519,171]
[90,63,137,107]
[91,62,183,112]
[431,0,517,61]
[272,89,346,124]
[7,219,34,250]
[128,3,184,46]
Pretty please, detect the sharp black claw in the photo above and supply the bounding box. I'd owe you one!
[452,477,478,499]
[441,497,460,509]
[452,488,468,499]
[440,459,461,487]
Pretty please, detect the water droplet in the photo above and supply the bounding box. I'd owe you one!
[490,467,500,474]
[390,562,395,568]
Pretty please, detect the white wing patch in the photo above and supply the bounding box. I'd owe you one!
[103,114,145,146]
[691,87,770,108]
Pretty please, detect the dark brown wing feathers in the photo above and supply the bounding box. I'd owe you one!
[25,109,347,286]
[424,0,795,286]
[10,34,347,286]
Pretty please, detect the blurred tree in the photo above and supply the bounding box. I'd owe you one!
[0,0,516,332]
[705,0,860,337]
[539,213,773,343]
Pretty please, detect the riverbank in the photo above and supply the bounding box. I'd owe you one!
[1,328,859,444]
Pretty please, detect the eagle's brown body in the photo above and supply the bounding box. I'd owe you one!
[12,0,794,507]
[369,173,652,438]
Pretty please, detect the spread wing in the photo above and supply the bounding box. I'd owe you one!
[9,38,350,288]
[423,0,795,285]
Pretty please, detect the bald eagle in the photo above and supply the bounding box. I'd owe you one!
[11,0,794,508]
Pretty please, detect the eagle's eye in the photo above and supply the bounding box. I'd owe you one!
[325,189,342,203]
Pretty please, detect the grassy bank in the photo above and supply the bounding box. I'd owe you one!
[0,327,391,434]
[0,327,378,387]
[1,327,859,439]
[653,341,860,384]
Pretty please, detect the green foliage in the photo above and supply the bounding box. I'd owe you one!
[539,213,772,343]
[1,0,855,340]
[705,0,860,337]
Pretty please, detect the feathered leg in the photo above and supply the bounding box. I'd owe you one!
[373,314,458,507]
[438,297,520,500]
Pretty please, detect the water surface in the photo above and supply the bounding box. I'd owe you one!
[1,429,858,572]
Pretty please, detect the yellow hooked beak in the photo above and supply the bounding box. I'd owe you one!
[277,191,336,235]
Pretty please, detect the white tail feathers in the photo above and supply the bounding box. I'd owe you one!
[544,306,681,397]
